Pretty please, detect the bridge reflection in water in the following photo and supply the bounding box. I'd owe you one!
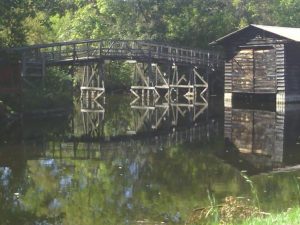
[59,96,216,160]
[223,103,300,173]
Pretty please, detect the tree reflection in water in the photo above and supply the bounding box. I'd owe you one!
[0,96,300,224]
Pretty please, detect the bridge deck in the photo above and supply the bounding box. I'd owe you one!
[9,39,222,68]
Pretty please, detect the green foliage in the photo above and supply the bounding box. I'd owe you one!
[23,12,53,44]
[2,0,300,48]
[104,62,133,91]
[0,0,32,47]
[23,67,72,110]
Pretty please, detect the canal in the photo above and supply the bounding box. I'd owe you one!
[1,94,300,224]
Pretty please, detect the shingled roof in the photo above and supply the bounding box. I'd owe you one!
[211,24,300,45]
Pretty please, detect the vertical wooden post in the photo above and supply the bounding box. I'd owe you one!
[72,44,76,62]
[167,64,171,103]
[193,68,197,103]
[59,45,62,60]
[252,49,255,93]
[99,41,102,57]
[21,53,26,78]
[41,53,46,88]
[147,89,150,105]
[205,68,209,101]
[142,89,145,105]
[148,51,154,87]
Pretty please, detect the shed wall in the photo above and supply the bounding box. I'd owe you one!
[285,43,300,97]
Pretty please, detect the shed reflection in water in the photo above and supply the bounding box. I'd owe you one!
[223,103,300,173]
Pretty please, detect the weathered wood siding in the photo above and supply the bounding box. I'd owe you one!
[222,27,289,95]
[224,61,232,93]
[253,48,276,93]
[232,49,253,92]
[275,44,285,94]
[228,46,277,94]
[285,43,300,96]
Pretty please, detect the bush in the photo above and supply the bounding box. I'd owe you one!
[22,67,73,110]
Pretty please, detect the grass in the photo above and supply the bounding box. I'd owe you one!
[186,205,300,225]
[185,172,300,225]
[185,196,262,224]
[241,207,300,225]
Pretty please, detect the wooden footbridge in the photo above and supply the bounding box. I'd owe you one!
[7,39,223,101]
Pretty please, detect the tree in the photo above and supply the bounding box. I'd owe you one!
[0,0,33,47]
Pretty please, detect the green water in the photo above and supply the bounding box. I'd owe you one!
[0,95,300,225]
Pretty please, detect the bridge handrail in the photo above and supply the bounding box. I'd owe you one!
[8,39,217,53]
[5,39,223,67]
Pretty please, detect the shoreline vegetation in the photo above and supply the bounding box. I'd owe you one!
[186,196,300,225]
[186,171,300,224]
[242,208,300,225]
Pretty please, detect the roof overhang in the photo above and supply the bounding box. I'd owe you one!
[209,25,252,46]
[210,24,300,46]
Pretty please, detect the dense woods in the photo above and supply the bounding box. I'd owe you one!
[1,0,300,48]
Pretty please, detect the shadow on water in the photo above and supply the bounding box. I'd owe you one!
[1,94,300,224]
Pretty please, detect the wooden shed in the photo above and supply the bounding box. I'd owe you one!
[211,24,300,104]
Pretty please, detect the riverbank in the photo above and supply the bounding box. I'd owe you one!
[241,207,300,225]
[186,194,300,225]
[185,192,300,225]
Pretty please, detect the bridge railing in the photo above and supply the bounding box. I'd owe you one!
[16,39,222,68]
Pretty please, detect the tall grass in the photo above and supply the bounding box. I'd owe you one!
[240,171,260,209]
[184,190,220,225]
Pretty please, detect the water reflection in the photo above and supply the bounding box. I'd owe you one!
[1,95,300,224]
[0,95,226,224]
[27,96,217,160]
[75,96,209,138]
[223,103,300,173]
